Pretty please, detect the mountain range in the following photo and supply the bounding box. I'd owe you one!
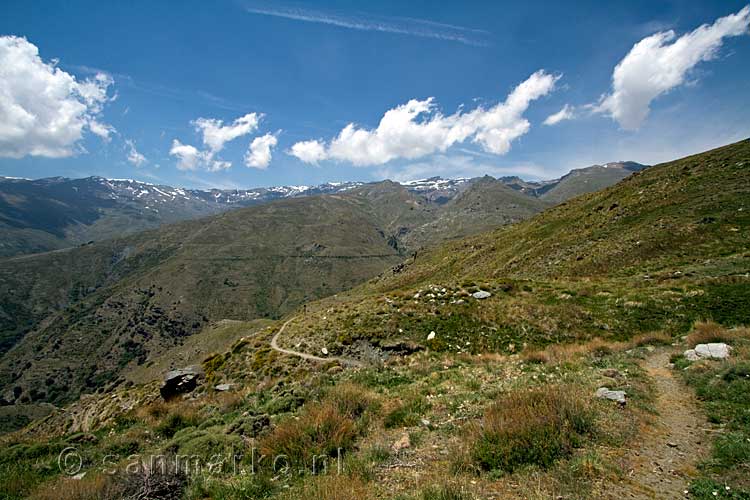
[0,160,646,259]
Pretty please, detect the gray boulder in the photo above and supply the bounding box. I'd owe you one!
[595,387,626,404]
[684,343,731,361]
[472,290,492,299]
[160,366,203,400]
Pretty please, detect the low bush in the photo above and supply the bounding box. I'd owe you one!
[470,386,596,473]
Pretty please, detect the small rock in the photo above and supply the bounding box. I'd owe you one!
[72,472,86,480]
[392,433,411,453]
[601,368,623,379]
[667,442,678,448]
[472,290,491,299]
[427,331,436,341]
[321,347,329,355]
[595,387,627,404]
[214,383,233,392]
[420,418,431,427]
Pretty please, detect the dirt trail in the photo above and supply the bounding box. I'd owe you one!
[270,316,363,367]
[607,350,711,499]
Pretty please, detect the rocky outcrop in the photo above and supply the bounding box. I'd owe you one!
[160,366,203,400]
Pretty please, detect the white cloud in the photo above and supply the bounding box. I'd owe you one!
[289,139,328,164]
[594,6,750,130]
[170,112,264,171]
[244,133,278,169]
[0,36,114,158]
[125,139,146,167]
[290,70,559,166]
[169,139,203,171]
[543,104,575,125]
[193,113,260,154]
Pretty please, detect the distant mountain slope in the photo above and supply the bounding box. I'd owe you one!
[498,161,648,202]
[0,161,646,259]
[403,176,550,248]
[0,194,404,405]
[538,161,648,204]
[0,176,367,258]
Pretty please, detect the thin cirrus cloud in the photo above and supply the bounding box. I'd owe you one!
[242,2,491,47]
[169,113,271,172]
[593,5,750,130]
[289,70,559,167]
[0,36,115,159]
[125,139,146,167]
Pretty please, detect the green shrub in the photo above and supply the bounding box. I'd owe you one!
[689,478,750,499]
[384,396,429,429]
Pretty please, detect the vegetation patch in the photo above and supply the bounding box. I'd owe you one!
[469,385,597,473]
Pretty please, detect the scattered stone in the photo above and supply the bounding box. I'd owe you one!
[72,472,86,480]
[392,433,411,453]
[427,331,436,341]
[472,290,491,299]
[684,343,731,361]
[595,387,627,404]
[160,366,203,400]
[601,368,623,379]
[420,418,431,427]
[321,347,329,355]
[214,383,233,392]
[667,442,678,448]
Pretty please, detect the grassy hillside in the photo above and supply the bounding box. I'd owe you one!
[275,139,750,359]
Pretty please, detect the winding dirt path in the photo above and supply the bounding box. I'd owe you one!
[606,349,711,499]
[270,316,363,367]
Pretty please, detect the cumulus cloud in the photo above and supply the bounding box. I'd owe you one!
[0,36,115,158]
[594,6,750,130]
[125,139,146,167]
[170,112,264,171]
[543,104,575,126]
[244,132,278,169]
[169,139,203,171]
[193,113,260,154]
[289,139,328,164]
[289,70,559,166]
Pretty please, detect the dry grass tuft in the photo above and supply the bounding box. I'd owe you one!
[687,321,750,347]
[261,383,376,468]
[469,385,596,473]
[522,350,550,364]
[628,332,672,348]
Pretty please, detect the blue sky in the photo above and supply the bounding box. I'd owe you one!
[1,0,749,189]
